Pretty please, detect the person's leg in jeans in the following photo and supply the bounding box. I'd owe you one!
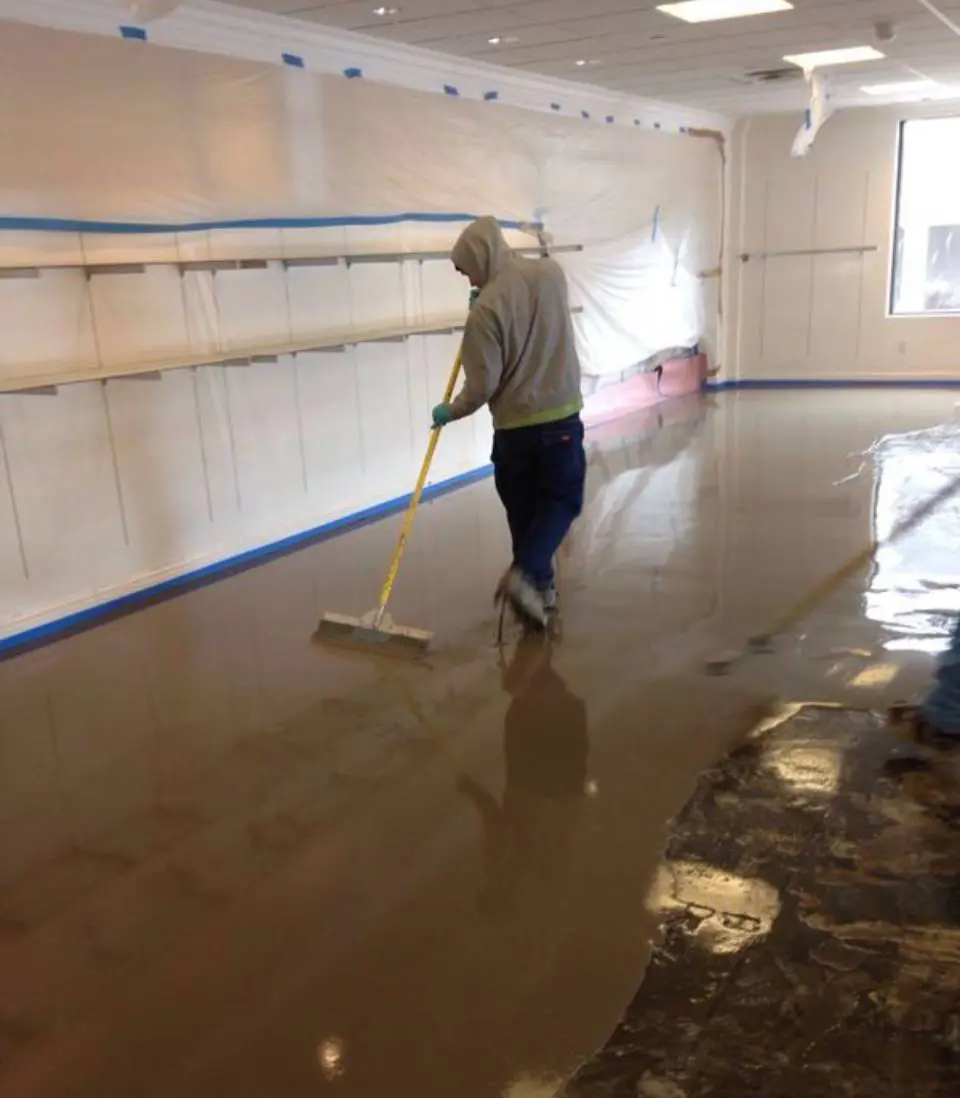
[492,428,551,623]
[492,419,583,626]
[492,429,537,569]
[920,614,960,742]
[892,614,960,751]
[513,414,586,593]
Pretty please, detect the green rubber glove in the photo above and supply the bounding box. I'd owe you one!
[469,287,480,310]
[432,403,454,428]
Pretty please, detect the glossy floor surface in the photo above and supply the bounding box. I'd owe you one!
[2,390,960,1097]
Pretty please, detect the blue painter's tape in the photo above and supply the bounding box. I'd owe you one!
[679,125,687,133]
[0,393,663,658]
[483,90,499,101]
[550,102,561,111]
[0,212,539,236]
[119,25,147,40]
[343,66,363,79]
[605,115,614,124]
[444,84,459,96]
[0,463,495,659]
[651,204,660,243]
[705,378,960,392]
[282,52,304,67]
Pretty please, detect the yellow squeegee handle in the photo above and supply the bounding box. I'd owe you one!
[372,347,463,627]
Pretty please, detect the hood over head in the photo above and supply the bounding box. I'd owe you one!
[451,216,511,288]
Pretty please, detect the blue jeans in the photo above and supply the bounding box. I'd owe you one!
[492,413,586,589]
[923,614,960,736]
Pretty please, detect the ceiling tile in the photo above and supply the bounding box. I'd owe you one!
[219,0,960,111]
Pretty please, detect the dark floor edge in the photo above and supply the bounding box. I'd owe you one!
[705,378,960,391]
[0,463,494,660]
[566,704,960,1096]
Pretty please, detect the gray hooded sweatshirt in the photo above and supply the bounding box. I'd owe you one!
[448,217,583,431]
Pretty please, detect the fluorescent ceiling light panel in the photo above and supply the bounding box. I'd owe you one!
[862,79,944,96]
[784,46,884,68]
[657,0,792,23]
[914,87,960,99]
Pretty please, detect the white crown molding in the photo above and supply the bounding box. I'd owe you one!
[0,0,730,133]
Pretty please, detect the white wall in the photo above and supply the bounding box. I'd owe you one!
[0,20,721,644]
[0,218,491,639]
[0,329,489,640]
[724,105,960,381]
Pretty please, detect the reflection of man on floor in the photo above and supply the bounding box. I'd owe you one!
[457,636,589,915]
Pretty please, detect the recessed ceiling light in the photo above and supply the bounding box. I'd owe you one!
[488,35,502,44]
[575,59,600,67]
[783,45,884,69]
[372,6,399,15]
[657,0,792,23]
[862,79,937,95]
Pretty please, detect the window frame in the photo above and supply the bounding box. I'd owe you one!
[888,115,960,318]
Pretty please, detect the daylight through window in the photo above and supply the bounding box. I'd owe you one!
[891,117,960,315]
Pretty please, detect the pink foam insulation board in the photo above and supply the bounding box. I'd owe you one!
[582,354,706,429]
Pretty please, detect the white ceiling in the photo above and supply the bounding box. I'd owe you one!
[219,0,960,112]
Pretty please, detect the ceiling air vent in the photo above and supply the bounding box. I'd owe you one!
[743,66,803,83]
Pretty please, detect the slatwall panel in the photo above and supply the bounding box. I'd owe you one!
[0,223,489,641]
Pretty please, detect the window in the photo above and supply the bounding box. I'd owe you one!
[890,117,960,315]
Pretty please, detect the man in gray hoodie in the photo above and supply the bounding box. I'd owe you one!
[432,216,585,627]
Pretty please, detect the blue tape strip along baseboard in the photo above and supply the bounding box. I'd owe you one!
[705,378,960,391]
[0,463,494,660]
[0,212,538,236]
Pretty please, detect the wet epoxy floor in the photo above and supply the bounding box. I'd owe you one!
[1,390,959,1097]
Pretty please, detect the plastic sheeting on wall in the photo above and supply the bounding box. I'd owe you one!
[0,21,721,641]
[10,0,727,135]
[0,21,721,382]
[116,0,183,20]
[791,71,833,158]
